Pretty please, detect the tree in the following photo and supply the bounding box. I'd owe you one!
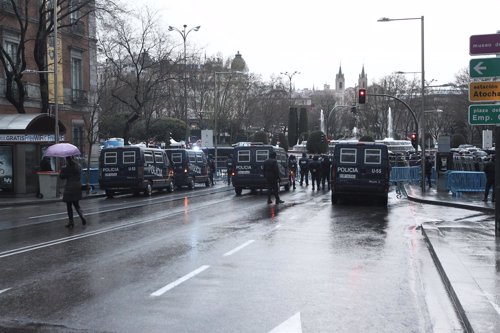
[278,133,288,151]
[298,108,309,142]
[288,107,298,147]
[252,131,268,144]
[307,131,327,154]
[98,8,176,145]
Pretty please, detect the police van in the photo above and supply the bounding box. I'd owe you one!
[231,144,290,195]
[165,149,210,189]
[331,142,390,205]
[99,146,174,198]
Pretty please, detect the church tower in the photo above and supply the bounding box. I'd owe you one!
[358,65,368,89]
[335,65,345,92]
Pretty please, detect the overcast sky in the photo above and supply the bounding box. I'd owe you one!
[132,0,499,90]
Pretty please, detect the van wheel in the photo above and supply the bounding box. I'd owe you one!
[205,179,210,187]
[166,183,173,193]
[284,184,290,191]
[331,193,338,204]
[235,187,242,195]
[188,178,195,190]
[144,183,153,196]
[105,190,114,198]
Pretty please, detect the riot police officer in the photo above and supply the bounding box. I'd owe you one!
[309,155,322,191]
[321,154,331,190]
[298,152,309,186]
[288,155,298,190]
[226,154,234,185]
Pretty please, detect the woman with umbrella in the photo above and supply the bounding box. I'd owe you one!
[45,143,87,228]
[60,156,87,228]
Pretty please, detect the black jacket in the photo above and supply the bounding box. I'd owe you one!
[60,161,82,202]
[263,158,280,181]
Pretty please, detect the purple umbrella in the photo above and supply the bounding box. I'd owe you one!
[44,143,81,158]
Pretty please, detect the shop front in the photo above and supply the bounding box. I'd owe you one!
[0,114,65,196]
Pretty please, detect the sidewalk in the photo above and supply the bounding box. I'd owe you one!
[0,189,106,207]
[406,185,500,332]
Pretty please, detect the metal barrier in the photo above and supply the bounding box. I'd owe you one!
[446,171,486,196]
[389,166,422,184]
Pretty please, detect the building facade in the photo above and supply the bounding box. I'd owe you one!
[0,1,97,194]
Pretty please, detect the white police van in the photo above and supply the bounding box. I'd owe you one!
[331,142,390,205]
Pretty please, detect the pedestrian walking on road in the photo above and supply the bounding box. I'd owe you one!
[483,155,495,202]
[309,155,322,191]
[60,156,86,228]
[226,154,234,185]
[262,151,284,204]
[208,154,215,186]
[288,154,297,190]
[320,154,331,190]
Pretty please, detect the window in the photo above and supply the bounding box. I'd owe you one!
[70,0,80,23]
[365,149,382,164]
[196,153,203,163]
[256,150,268,162]
[71,49,84,102]
[2,34,19,72]
[154,152,163,163]
[72,122,84,152]
[171,153,182,164]
[104,152,117,165]
[144,152,154,164]
[123,151,135,164]
[188,153,196,163]
[340,148,356,163]
[238,150,250,162]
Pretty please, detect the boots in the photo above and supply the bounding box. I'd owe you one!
[76,208,87,225]
[65,219,74,228]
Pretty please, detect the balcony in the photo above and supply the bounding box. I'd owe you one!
[72,89,88,105]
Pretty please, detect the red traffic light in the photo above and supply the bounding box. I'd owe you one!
[410,133,418,149]
[358,88,366,104]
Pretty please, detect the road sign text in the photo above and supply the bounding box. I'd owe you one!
[469,81,500,102]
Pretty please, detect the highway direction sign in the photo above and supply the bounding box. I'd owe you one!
[469,104,500,125]
[470,34,500,55]
[469,81,500,102]
[470,58,500,78]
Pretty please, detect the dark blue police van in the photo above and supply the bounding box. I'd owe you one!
[99,146,174,198]
[165,149,210,189]
[331,142,390,205]
[231,144,290,195]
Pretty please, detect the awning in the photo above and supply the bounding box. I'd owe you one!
[0,113,65,134]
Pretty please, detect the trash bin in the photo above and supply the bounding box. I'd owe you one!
[37,171,60,199]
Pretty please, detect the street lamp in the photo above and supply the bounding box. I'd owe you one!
[168,24,201,147]
[280,71,300,144]
[378,15,426,192]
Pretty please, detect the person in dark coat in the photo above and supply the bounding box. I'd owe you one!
[298,152,309,186]
[226,154,234,185]
[288,154,298,190]
[309,155,322,191]
[40,156,52,171]
[483,155,495,202]
[262,151,284,204]
[320,154,331,190]
[208,154,215,186]
[424,156,433,188]
[60,156,86,227]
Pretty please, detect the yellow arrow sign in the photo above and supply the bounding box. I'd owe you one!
[469,81,500,102]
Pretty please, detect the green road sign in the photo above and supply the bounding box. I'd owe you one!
[469,104,500,125]
[469,58,500,78]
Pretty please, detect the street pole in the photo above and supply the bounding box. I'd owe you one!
[53,2,59,145]
[168,24,200,147]
[377,15,426,192]
[280,71,300,143]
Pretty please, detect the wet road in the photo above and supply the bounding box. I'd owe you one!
[0,185,464,332]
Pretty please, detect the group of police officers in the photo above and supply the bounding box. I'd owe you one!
[289,152,332,191]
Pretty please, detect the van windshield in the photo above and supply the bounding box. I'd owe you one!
[256,150,268,162]
[171,153,182,164]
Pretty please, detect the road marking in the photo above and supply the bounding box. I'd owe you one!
[269,312,302,333]
[223,240,255,257]
[151,265,210,297]
[0,288,11,294]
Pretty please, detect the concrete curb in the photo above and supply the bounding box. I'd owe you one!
[0,192,107,207]
[406,193,495,214]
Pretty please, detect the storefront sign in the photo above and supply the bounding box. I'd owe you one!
[0,134,62,142]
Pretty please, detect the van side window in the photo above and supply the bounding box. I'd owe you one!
[340,148,357,163]
[104,152,117,165]
[172,153,182,163]
[238,150,250,162]
[256,150,268,162]
[123,151,135,164]
[144,152,154,164]
[365,149,382,164]
[154,152,163,163]
[189,153,196,163]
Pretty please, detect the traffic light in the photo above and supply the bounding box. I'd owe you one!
[410,133,418,149]
[358,88,366,104]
